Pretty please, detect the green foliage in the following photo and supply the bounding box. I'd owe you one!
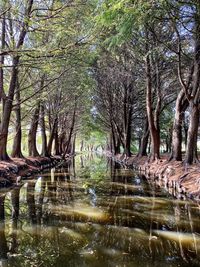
[95,0,169,48]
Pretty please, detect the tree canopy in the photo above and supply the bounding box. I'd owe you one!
[0,0,199,165]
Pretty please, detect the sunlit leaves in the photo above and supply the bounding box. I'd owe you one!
[95,0,169,48]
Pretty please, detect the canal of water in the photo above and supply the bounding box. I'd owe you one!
[0,154,200,267]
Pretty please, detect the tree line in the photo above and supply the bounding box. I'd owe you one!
[0,0,200,166]
[92,0,200,165]
[0,0,92,160]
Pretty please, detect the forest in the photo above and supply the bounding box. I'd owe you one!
[1,1,200,266]
[0,0,199,165]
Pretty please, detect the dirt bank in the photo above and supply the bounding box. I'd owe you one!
[108,153,200,201]
[0,156,71,187]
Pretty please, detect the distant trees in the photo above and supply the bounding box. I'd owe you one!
[92,49,143,156]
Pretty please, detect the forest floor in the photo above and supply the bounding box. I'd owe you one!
[108,153,200,201]
[0,156,70,187]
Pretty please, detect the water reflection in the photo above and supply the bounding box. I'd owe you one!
[0,154,200,266]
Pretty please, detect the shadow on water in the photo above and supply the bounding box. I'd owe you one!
[0,153,200,266]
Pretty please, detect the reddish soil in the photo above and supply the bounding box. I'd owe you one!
[0,156,66,186]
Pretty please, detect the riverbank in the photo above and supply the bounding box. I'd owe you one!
[0,156,72,187]
[107,153,200,201]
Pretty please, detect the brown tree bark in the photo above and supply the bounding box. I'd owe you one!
[54,120,60,155]
[124,106,132,157]
[170,90,186,161]
[110,124,120,154]
[0,57,20,160]
[137,119,149,157]
[185,104,199,164]
[122,83,133,157]
[183,113,188,149]
[11,79,24,158]
[59,132,66,154]
[28,103,40,157]
[72,133,76,154]
[40,102,49,157]
[47,117,57,155]
[63,100,77,157]
[145,53,160,160]
[165,126,173,153]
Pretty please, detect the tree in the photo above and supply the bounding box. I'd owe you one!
[0,0,34,160]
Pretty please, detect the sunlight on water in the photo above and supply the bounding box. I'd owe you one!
[50,203,109,223]
[154,230,200,246]
[0,154,200,266]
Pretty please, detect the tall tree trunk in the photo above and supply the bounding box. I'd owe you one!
[170,90,185,161]
[122,83,133,157]
[183,113,188,149]
[148,137,151,154]
[145,53,160,160]
[138,119,149,157]
[185,104,199,164]
[0,57,19,160]
[111,125,121,155]
[72,133,76,154]
[40,102,49,157]
[54,120,60,155]
[168,126,173,153]
[11,79,23,158]
[111,125,117,154]
[109,132,112,153]
[28,103,40,157]
[63,100,77,157]
[124,107,132,157]
[165,138,169,153]
[59,132,66,154]
[115,136,121,154]
[47,117,57,155]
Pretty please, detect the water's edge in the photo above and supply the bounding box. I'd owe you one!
[107,153,196,202]
[0,156,73,187]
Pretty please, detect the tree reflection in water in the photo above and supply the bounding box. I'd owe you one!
[0,194,8,266]
[0,155,199,266]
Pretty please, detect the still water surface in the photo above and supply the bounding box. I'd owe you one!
[0,154,200,267]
